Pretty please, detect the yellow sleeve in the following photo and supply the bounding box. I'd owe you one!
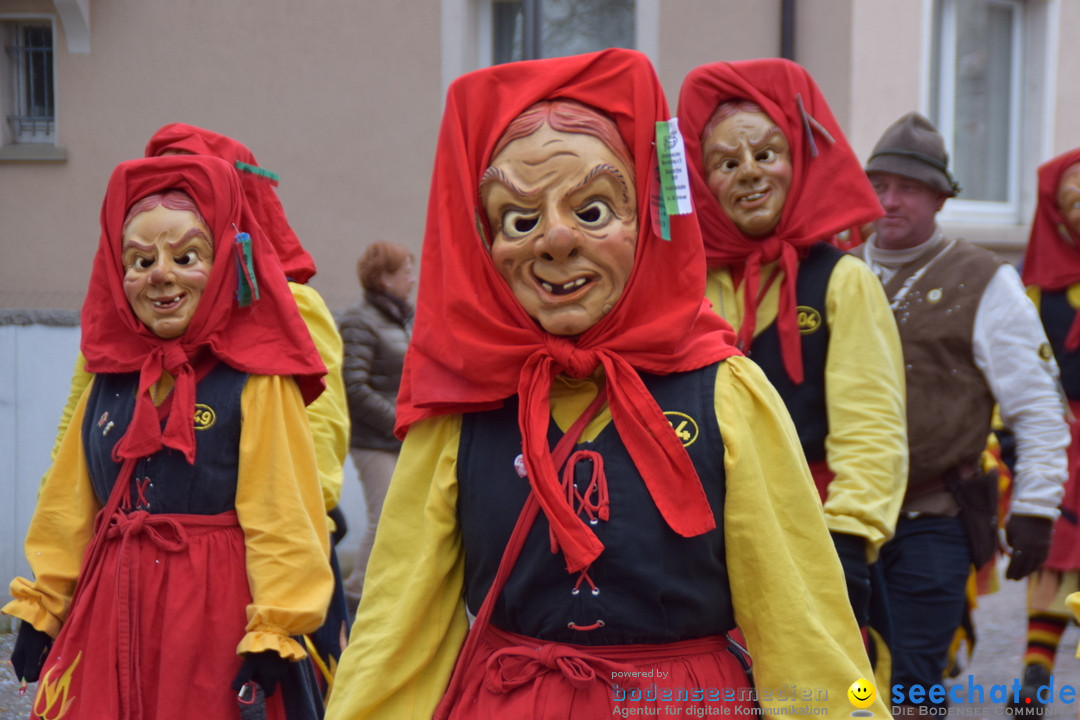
[290,282,350,511]
[720,357,887,717]
[42,351,93,473]
[1067,284,1080,310]
[4,380,99,637]
[821,255,908,556]
[235,374,334,660]
[1026,285,1040,308]
[325,415,468,720]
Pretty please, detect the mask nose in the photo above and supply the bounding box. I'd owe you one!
[149,257,176,285]
[537,220,580,261]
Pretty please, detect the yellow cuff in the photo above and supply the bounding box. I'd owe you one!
[1,597,62,639]
[236,624,308,661]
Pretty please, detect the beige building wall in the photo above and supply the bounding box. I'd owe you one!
[1053,0,1080,154]
[655,2,782,95]
[1,0,443,313]
[2,1,1080,312]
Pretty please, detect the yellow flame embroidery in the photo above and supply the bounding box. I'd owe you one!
[33,651,82,720]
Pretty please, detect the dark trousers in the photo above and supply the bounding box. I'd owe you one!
[880,514,971,705]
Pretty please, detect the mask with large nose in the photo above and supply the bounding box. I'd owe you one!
[481,101,638,337]
[701,106,793,238]
[121,197,214,339]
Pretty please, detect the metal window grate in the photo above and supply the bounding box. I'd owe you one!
[6,23,55,140]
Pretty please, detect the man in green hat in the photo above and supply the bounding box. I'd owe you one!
[853,112,1068,710]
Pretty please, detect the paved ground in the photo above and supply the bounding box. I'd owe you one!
[0,562,1078,719]
[939,568,1080,720]
[0,631,32,719]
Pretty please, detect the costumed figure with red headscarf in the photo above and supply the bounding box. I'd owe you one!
[323,49,885,720]
[4,155,333,719]
[677,59,908,656]
[1009,148,1080,710]
[37,124,353,694]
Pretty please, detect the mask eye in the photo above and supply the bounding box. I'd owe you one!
[130,255,154,271]
[755,148,776,163]
[502,209,540,239]
[175,249,199,266]
[575,200,613,228]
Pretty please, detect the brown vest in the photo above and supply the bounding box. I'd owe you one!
[868,239,1004,513]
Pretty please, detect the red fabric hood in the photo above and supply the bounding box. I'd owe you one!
[81,155,326,463]
[397,48,741,572]
[1022,148,1080,291]
[145,123,317,284]
[677,59,882,383]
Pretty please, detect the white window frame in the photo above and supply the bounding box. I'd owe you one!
[928,0,1059,231]
[1,14,58,146]
[441,0,658,100]
[931,0,1024,225]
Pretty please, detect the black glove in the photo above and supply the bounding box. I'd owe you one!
[1005,514,1054,580]
[10,621,53,683]
[328,505,348,546]
[231,651,290,698]
[831,532,871,627]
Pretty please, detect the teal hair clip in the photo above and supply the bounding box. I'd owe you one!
[234,160,280,186]
[233,226,260,307]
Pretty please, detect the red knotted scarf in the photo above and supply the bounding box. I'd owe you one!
[677,59,883,383]
[1022,148,1080,349]
[145,123,317,284]
[396,48,740,573]
[80,155,326,466]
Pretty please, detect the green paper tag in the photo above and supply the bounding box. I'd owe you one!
[658,189,671,240]
[234,232,260,307]
[655,118,693,218]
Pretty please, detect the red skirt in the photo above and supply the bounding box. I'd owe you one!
[31,510,289,720]
[1046,402,1080,571]
[438,624,756,719]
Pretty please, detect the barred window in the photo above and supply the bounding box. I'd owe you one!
[5,21,55,143]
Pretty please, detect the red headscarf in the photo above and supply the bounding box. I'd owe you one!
[1022,148,1080,349]
[677,59,883,383]
[81,155,326,465]
[145,123,317,284]
[396,48,740,573]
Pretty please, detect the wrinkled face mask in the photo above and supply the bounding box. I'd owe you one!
[122,204,214,339]
[702,110,793,238]
[483,122,638,336]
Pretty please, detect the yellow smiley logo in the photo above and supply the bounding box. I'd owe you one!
[848,678,876,709]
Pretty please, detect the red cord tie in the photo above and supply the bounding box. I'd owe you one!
[571,570,599,596]
[485,641,635,693]
[103,509,189,720]
[552,449,608,626]
[134,478,151,510]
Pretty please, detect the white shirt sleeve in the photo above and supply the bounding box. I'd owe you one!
[972,264,1069,519]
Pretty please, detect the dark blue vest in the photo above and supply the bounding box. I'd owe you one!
[457,363,732,645]
[750,242,841,463]
[1039,290,1080,399]
[83,364,247,513]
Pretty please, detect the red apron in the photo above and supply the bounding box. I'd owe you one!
[440,624,755,719]
[32,510,288,720]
